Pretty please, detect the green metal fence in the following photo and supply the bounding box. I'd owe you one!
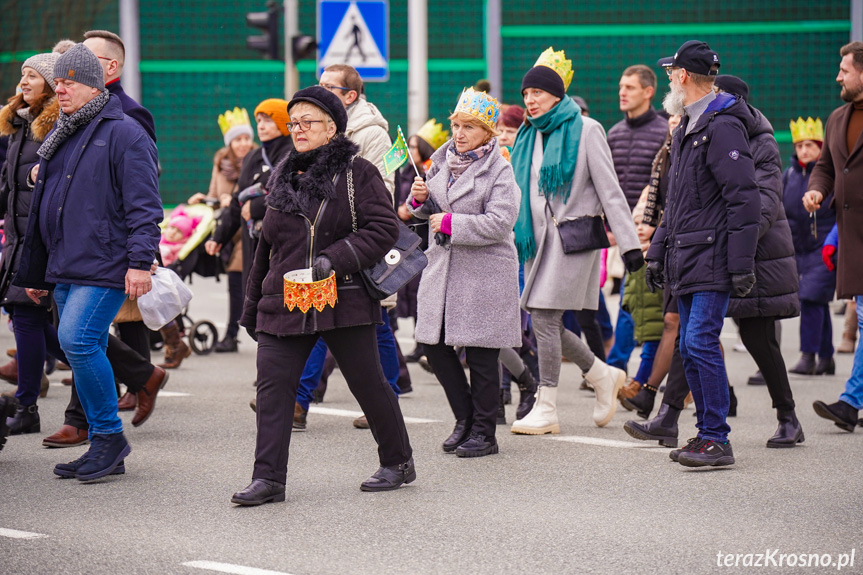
[0,0,852,203]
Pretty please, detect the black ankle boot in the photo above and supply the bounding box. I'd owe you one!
[0,396,18,451]
[7,403,40,435]
[767,409,805,448]
[813,400,859,432]
[442,420,471,452]
[624,403,681,447]
[514,369,537,420]
[728,386,738,417]
[621,384,657,419]
[497,390,507,425]
[789,352,816,375]
[815,356,835,375]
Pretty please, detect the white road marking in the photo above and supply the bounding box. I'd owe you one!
[183,560,295,575]
[0,527,48,539]
[155,391,191,397]
[545,435,672,452]
[308,406,440,424]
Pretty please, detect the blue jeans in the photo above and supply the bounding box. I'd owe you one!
[53,284,127,435]
[607,279,635,371]
[677,291,731,442]
[633,340,660,385]
[295,307,400,410]
[839,295,863,410]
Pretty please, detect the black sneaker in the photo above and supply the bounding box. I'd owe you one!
[678,439,735,467]
[54,452,126,478]
[0,396,18,452]
[669,437,702,462]
[455,432,499,458]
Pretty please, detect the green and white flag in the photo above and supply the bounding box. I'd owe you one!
[383,126,409,176]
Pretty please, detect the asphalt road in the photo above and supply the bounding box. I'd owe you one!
[1,276,861,575]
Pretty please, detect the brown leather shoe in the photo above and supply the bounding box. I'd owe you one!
[117,391,137,411]
[61,377,74,386]
[293,402,308,431]
[353,414,369,429]
[57,361,71,371]
[618,380,641,406]
[0,359,18,384]
[42,425,89,448]
[6,348,16,358]
[131,366,169,427]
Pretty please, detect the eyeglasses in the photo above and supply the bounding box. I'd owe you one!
[288,119,325,132]
[319,83,350,92]
[666,67,685,78]
[96,56,115,62]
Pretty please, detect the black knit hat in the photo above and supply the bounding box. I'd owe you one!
[521,66,566,99]
[288,86,348,134]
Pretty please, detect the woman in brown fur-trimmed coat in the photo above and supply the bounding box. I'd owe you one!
[0,53,63,434]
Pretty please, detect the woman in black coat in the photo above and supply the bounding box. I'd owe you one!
[231,87,414,506]
[0,53,63,434]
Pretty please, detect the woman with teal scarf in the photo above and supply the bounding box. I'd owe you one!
[509,55,645,436]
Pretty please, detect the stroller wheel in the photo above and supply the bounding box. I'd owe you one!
[189,320,218,355]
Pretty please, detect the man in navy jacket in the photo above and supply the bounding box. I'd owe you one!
[15,44,162,481]
[645,41,760,467]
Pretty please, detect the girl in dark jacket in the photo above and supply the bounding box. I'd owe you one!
[231,87,414,506]
[782,118,836,376]
[0,53,61,434]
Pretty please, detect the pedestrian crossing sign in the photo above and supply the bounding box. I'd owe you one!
[318,0,389,81]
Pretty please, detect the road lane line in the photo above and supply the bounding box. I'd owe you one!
[0,528,48,539]
[154,391,191,397]
[545,435,672,452]
[308,406,440,424]
[183,560,296,575]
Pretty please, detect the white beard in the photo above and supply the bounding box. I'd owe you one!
[662,84,686,116]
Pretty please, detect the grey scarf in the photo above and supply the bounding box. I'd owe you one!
[38,90,110,160]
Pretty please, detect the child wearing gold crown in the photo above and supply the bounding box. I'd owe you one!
[782,117,837,376]
[509,48,644,434]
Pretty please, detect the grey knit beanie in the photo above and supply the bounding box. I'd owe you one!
[53,43,105,92]
[22,53,59,93]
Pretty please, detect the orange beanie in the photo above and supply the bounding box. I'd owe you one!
[254,98,291,137]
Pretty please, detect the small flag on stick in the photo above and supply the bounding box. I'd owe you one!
[383,126,420,177]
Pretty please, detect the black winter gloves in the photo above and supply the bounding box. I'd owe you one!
[644,260,665,293]
[312,255,333,282]
[732,272,756,297]
[623,249,645,273]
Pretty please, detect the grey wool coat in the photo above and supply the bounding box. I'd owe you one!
[409,139,522,349]
[521,117,641,311]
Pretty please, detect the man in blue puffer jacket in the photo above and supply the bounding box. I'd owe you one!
[14,44,162,482]
[645,41,760,468]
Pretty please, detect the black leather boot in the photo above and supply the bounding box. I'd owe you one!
[815,356,835,375]
[231,479,286,505]
[8,403,40,435]
[0,396,18,452]
[728,386,738,417]
[813,400,859,432]
[767,409,805,448]
[514,368,537,420]
[789,352,816,375]
[360,458,416,491]
[624,403,681,447]
[496,389,507,425]
[621,384,657,419]
[442,420,470,452]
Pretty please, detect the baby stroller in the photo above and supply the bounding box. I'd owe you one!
[160,201,223,355]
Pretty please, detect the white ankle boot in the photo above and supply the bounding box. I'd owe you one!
[585,359,626,427]
[510,386,559,435]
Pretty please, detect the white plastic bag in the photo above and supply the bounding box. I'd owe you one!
[137,267,193,330]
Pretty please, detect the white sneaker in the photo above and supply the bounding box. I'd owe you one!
[510,386,560,435]
[584,359,626,427]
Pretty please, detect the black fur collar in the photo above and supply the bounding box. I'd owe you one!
[267,135,359,214]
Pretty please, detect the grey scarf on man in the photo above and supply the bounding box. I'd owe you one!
[37,90,110,160]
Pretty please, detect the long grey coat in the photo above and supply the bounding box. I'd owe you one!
[409,139,522,348]
[521,117,641,311]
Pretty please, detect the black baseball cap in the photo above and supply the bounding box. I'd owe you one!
[657,40,720,76]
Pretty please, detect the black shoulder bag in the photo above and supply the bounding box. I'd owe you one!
[545,199,610,254]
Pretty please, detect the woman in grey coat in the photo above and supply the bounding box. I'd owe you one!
[409,88,522,457]
[510,55,645,434]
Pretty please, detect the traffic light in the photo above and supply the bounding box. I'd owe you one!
[246,1,281,60]
[292,34,316,60]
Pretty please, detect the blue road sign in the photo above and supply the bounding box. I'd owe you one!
[318,0,389,81]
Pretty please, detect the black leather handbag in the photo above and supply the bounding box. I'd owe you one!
[347,158,428,300]
[545,199,610,254]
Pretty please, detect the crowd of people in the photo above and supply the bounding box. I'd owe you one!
[1,30,862,505]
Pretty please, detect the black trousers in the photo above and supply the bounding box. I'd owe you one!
[226,271,243,339]
[254,326,412,485]
[64,334,155,429]
[424,326,501,437]
[115,321,151,362]
[575,309,606,361]
[738,316,794,411]
[660,334,690,410]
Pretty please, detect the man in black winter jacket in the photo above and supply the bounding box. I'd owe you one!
[645,41,760,468]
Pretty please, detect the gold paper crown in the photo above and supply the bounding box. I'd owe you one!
[789,117,824,144]
[534,47,573,92]
[416,119,449,150]
[218,107,252,136]
[454,88,500,130]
